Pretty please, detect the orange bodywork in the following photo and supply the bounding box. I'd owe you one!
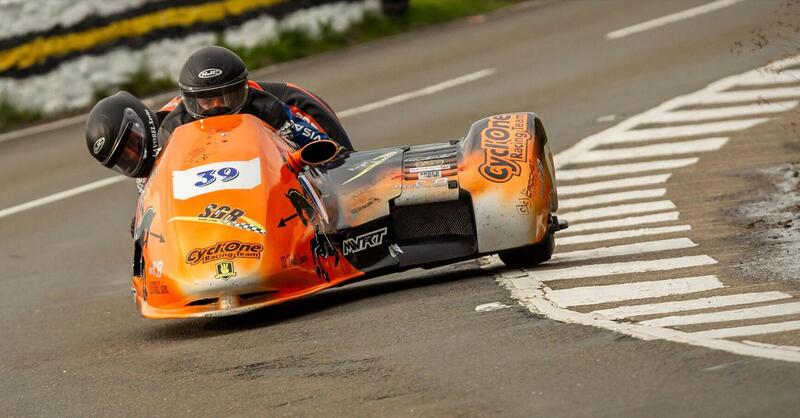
[131,115,362,318]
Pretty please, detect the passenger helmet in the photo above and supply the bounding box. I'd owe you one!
[85,91,159,178]
[178,46,249,118]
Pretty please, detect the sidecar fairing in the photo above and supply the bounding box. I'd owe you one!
[130,112,560,318]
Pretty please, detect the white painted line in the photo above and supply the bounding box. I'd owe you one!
[601,118,769,145]
[572,137,729,164]
[559,188,667,210]
[530,255,717,282]
[0,176,126,220]
[734,69,800,86]
[560,200,676,223]
[559,211,680,234]
[694,87,800,106]
[558,158,698,181]
[594,291,794,319]
[690,320,800,340]
[741,340,800,353]
[642,302,800,327]
[647,101,798,124]
[475,302,510,312]
[557,225,691,246]
[496,270,800,362]
[558,174,671,197]
[551,238,698,264]
[605,0,746,40]
[337,68,497,118]
[547,276,724,308]
[0,114,87,144]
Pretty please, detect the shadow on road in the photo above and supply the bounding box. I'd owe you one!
[142,261,491,341]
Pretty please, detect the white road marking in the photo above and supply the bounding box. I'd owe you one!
[572,137,729,164]
[647,101,798,124]
[594,291,794,320]
[551,238,697,264]
[529,255,717,282]
[558,174,671,197]
[475,302,510,312]
[557,225,691,246]
[337,68,497,118]
[0,114,87,144]
[601,118,769,145]
[741,340,800,353]
[694,87,800,105]
[641,302,800,327]
[734,68,800,85]
[546,276,724,308]
[560,200,676,223]
[596,114,618,122]
[558,211,680,234]
[558,158,698,181]
[690,320,800,340]
[559,188,667,210]
[0,176,126,220]
[605,0,747,40]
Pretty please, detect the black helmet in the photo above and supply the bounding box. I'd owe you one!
[85,91,159,178]
[178,46,249,119]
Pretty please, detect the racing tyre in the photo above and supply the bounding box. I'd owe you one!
[498,232,554,268]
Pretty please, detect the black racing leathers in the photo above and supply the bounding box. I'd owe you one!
[156,81,352,149]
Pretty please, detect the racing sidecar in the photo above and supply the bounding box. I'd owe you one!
[129,112,565,318]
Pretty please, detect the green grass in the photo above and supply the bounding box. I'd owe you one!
[0,0,520,130]
[0,95,41,129]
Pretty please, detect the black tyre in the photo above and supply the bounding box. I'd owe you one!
[498,232,555,268]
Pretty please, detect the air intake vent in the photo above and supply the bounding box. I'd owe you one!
[392,199,474,242]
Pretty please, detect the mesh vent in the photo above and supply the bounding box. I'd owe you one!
[392,200,474,241]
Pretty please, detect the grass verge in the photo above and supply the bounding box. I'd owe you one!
[0,0,521,130]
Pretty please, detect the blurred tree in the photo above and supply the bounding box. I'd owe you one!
[382,0,409,16]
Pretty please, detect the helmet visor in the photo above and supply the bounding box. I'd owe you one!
[182,80,248,118]
[104,109,147,177]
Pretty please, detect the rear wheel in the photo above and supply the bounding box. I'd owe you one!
[498,231,555,268]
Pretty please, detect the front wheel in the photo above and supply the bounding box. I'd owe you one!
[498,231,555,268]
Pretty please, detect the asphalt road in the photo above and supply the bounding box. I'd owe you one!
[2,0,800,416]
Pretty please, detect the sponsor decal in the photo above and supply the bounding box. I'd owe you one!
[172,158,261,200]
[199,203,245,222]
[215,260,237,280]
[350,197,380,215]
[170,203,265,235]
[408,164,452,173]
[283,188,315,226]
[517,159,545,215]
[147,260,163,278]
[92,137,105,154]
[405,152,456,163]
[418,170,442,179]
[185,241,263,265]
[280,254,309,269]
[198,68,222,78]
[342,227,388,256]
[413,177,449,188]
[478,114,531,183]
[184,147,209,164]
[146,280,169,295]
[409,159,447,168]
[344,151,400,185]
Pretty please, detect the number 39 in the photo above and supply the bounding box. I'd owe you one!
[194,167,240,187]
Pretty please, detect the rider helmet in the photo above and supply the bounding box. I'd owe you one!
[85,91,159,178]
[178,46,249,119]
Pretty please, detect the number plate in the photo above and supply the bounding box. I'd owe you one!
[172,158,261,200]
